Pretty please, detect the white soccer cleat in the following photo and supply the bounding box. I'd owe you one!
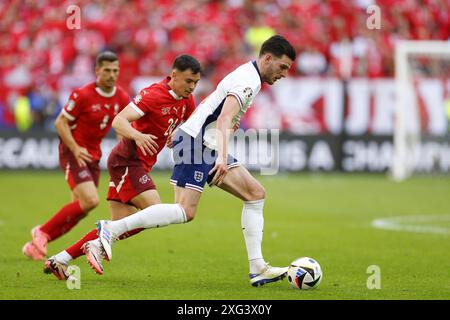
[249,264,288,287]
[83,240,107,275]
[44,256,69,281]
[96,220,117,261]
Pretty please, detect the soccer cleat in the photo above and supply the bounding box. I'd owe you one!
[22,242,46,261]
[249,264,289,287]
[96,220,117,261]
[44,257,69,280]
[31,226,50,256]
[82,240,107,275]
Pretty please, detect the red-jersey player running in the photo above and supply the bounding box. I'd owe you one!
[22,51,130,261]
[44,55,201,279]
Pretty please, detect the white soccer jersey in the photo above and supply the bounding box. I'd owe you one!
[180,61,262,149]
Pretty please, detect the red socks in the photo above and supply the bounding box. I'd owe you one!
[118,228,144,240]
[40,201,86,241]
[65,228,144,259]
[66,229,98,259]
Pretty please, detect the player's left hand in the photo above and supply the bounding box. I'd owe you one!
[166,131,176,149]
[209,157,228,186]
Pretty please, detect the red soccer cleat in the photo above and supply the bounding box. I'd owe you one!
[22,242,46,261]
[31,226,50,256]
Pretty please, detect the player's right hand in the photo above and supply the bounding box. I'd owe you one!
[73,146,93,167]
[208,157,228,187]
[135,133,159,156]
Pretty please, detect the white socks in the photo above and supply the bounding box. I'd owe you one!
[241,199,267,274]
[54,250,73,265]
[107,204,187,237]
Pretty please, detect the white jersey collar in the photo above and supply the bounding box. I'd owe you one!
[169,89,183,100]
[95,86,116,98]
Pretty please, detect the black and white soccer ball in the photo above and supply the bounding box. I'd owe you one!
[287,257,322,290]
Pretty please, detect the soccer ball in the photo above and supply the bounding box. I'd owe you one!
[287,257,322,290]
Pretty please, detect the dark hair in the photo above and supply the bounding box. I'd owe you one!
[96,51,118,67]
[172,54,201,74]
[259,35,296,61]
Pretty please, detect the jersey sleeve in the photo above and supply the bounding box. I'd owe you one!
[61,89,84,121]
[128,89,153,116]
[227,85,255,111]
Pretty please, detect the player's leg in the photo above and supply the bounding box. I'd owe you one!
[95,130,209,259]
[97,181,205,261]
[83,190,166,275]
[82,200,140,275]
[46,198,144,280]
[24,158,100,261]
[39,181,98,240]
[24,181,98,260]
[217,165,287,286]
[47,170,161,278]
[97,186,202,261]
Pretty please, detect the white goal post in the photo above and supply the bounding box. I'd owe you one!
[391,40,450,181]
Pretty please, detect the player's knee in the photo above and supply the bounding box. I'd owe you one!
[79,195,99,211]
[247,185,266,201]
[182,206,197,222]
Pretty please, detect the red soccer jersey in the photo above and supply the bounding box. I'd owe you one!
[60,82,130,161]
[115,77,196,171]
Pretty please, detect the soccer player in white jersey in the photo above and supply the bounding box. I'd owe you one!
[86,35,296,286]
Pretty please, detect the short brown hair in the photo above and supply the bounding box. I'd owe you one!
[96,51,118,67]
[259,35,296,61]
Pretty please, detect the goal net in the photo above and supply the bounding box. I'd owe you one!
[391,40,450,181]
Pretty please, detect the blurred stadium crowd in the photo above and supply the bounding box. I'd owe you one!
[0,0,449,131]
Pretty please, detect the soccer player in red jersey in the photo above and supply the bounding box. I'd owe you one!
[22,51,130,261]
[44,55,201,279]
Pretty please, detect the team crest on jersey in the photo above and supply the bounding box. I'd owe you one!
[139,174,150,184]
[162,107,171,115]
[181,105,186,118]
[91,104,101,112]
[114,103,119,115]
[194,171,204,183]
[134,94,142,104]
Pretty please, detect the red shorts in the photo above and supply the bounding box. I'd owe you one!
[59,149,100,190]
[106,149,156,204]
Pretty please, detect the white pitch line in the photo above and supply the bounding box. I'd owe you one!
[372,215,450,235]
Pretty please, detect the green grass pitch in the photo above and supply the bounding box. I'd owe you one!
[0,171,449,299]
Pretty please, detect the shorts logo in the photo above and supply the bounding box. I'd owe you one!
[139,174,150,184]
[78,170,89,179]
[194,171,204,183]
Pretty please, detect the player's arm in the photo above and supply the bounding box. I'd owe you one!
[112,103,159,156]
[208,95,240,186]
[55,112,93,167]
